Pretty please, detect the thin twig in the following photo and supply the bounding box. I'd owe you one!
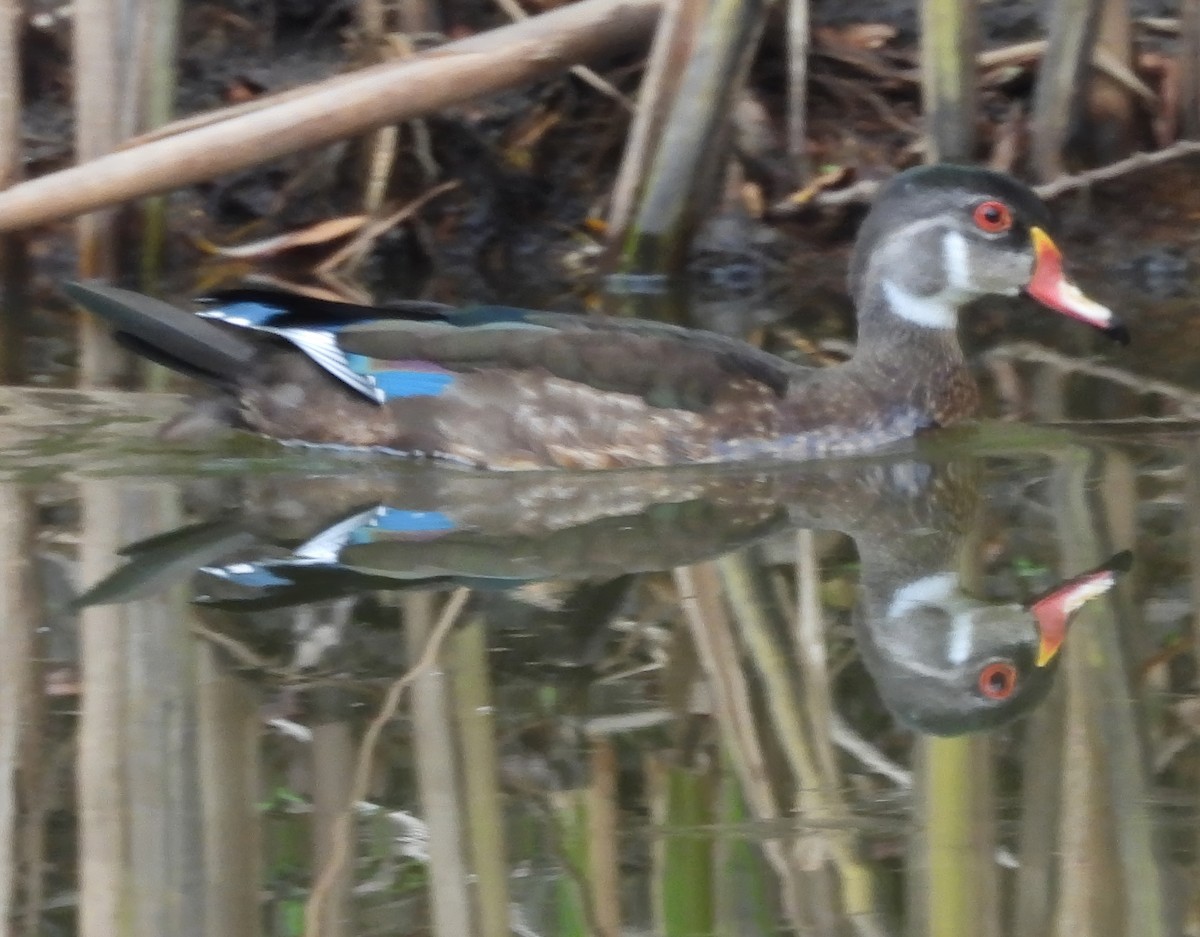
[829,713,913,787]
[978,39,1156,103]
[984,341,1200,414]
[812,74,920,134]
[786,0,810,179]
[1137,15,1179,33]
[792,138,1200,212]
[807,178,884,208]
[317,178,460,273]
[303,587,470,937]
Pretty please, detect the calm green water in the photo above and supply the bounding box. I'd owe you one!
[0,383,1196,937]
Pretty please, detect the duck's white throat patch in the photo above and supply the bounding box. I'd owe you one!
[881,281,958,329]
[880,230,971,330]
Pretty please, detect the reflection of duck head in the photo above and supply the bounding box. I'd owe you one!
[854,553,1130,736]
[77,458,1131,736]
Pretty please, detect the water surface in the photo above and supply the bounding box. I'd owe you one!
[0,380,1195,937]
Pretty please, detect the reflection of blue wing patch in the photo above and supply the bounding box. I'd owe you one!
[375,508,455,532]
[351,508,455,540]
[200,561,293,588]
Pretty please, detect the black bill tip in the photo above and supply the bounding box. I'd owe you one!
[1105,321,1131,346]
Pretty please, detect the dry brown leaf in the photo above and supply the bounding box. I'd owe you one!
[503,107,562,169]
[240,273,368,304]
[784,164,853,207]
[316,180,461,274]
[197,215,370,260]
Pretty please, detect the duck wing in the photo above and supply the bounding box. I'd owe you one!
[66,282,802,415]
[334,304,798,412]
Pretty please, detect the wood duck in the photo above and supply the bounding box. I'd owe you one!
[64,165,1126,470]
[78,459,1129,734]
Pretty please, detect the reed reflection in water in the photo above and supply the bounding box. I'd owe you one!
[0,433,1194,937]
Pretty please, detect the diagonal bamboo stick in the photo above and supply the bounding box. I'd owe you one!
[0,0,661,235]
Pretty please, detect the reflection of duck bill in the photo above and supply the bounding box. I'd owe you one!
[1030,550,1133,667]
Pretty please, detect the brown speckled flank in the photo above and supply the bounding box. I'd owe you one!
[65,165,1123,470]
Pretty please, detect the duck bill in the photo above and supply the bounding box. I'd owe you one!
[1025,227,1130,345]
[1030,551,1131,666]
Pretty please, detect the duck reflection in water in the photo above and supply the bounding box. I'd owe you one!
[80,458,1128,736]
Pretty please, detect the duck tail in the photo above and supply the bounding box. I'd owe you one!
[62,281,258,386]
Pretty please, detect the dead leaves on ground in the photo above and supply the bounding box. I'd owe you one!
[194,180,460,302]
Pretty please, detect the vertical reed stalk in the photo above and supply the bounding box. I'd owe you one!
[646,753,715,937]
[716,553,880,925]
[358,0,398,220]
[1084,0,1135,162]
[1031,0,1103,181]
[713,763,775,935]
[673,563,806,929]
[1186,442,1200,674]
[1055,642,1117,935]
[122,485,205,936]
[1012,679,1066,935]
[919,0,978,162]
[76,481,131,937]
[450,617,511,937]
[619,0,769,281]
[77,482,199,936]
[1182,0,1200,137]
[911,736,998,937]
[786,0,810,180]
[138,0,181,296]
[396,0,440,32]
[311,720,355,937]
[0,488,35,924]
[405,591,474,936]
[0,0,26,384]
[196,644,262,937]
[607,0,691,250]
[74,0,130,385]
[586,738,621,937]
[792,530,838,781]
[1051,449,1174,937]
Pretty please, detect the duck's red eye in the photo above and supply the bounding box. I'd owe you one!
[973,200,1013,233]
[978,661,1017,700]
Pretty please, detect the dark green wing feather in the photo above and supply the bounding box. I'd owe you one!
[338,307,800,411]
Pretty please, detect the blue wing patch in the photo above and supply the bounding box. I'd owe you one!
[198,300,288,328]
[345,354,456,399]
[196,298,538,403]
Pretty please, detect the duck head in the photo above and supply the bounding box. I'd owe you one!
[849,165,1128,345]
[856,551,1131,735]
